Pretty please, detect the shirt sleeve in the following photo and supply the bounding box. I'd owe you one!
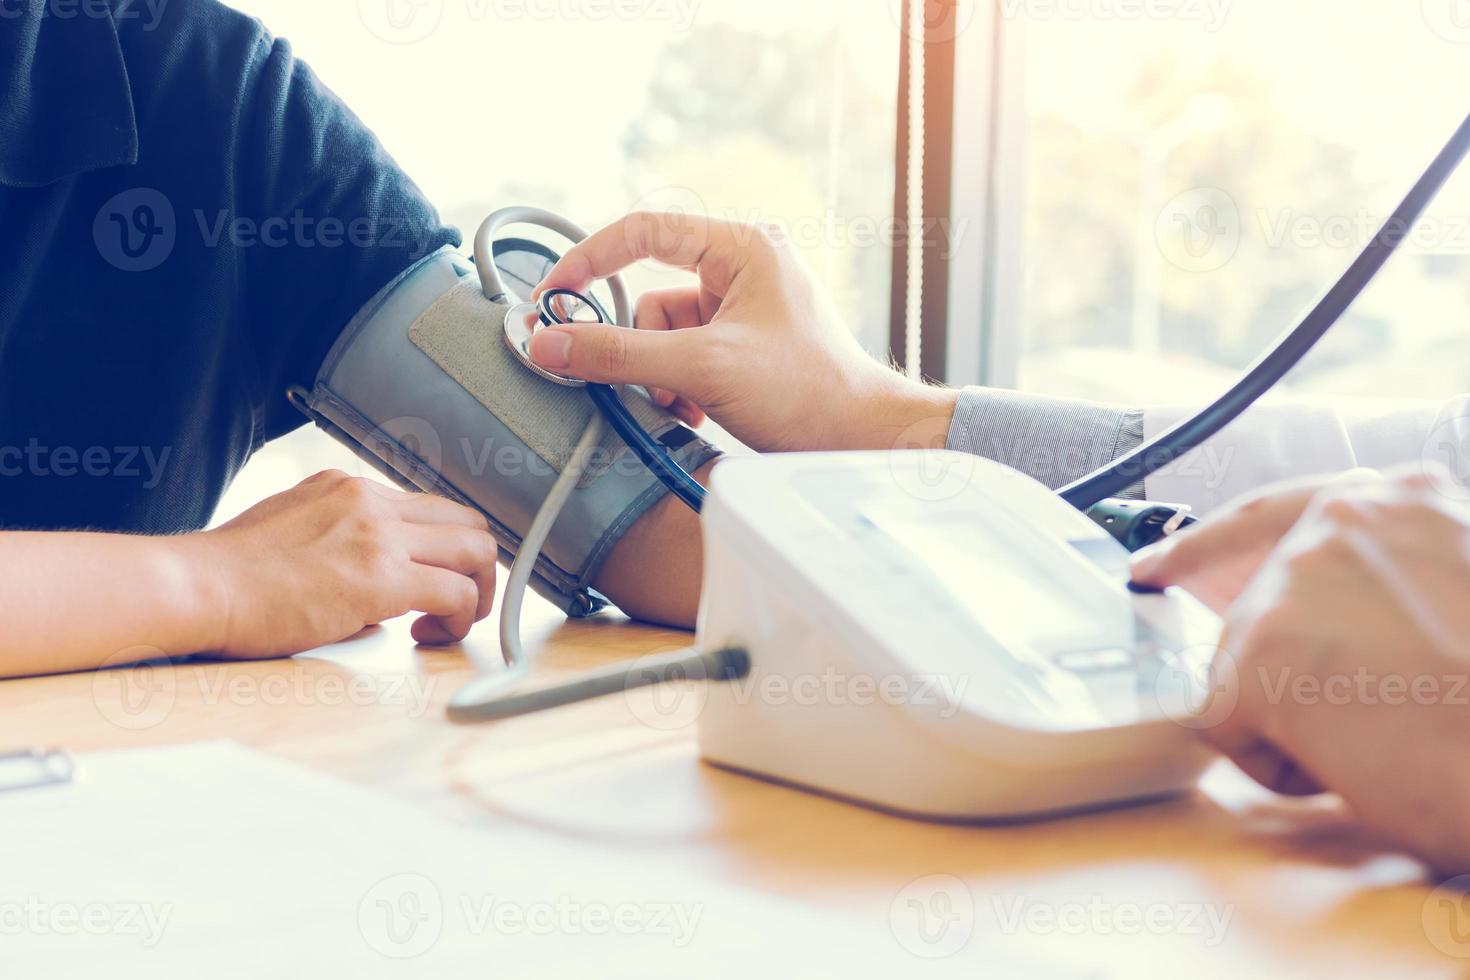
[228,24,459,441]
[945,387,1146,498]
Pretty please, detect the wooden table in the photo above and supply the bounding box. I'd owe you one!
[3,592,1464,977]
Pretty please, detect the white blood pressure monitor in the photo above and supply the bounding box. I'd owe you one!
[695,451,1221,820]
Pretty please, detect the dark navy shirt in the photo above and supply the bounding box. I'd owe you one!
[0,0,458,533]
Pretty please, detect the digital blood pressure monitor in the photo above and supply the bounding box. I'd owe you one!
[695,452,1221,819]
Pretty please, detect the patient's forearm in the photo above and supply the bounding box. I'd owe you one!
[0,532,215,678]
[593,460,717,628]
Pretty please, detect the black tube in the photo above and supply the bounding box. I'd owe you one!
[1059,112,1470,511]
[538,287,708,513]
[588,383,708,512]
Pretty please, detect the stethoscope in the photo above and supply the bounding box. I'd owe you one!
[477,206,706,513]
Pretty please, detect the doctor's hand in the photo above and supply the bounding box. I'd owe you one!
[1147,468,1470,875]
[528,212,957,453]
[181,470,497,656]
[1131,469,1379,614]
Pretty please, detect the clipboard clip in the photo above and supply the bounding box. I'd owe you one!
[0,748,75,795]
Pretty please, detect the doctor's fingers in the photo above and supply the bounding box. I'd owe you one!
[1131,470,1379,591]
[634,287,713,423]
[1200,728,1326,797]
[527,318,714,398]
[534,212,779,302]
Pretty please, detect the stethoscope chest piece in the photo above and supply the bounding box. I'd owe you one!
[502,288,619,389]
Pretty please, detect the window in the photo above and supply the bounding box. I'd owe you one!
[217,0,900,520]
[999,0,1470,403]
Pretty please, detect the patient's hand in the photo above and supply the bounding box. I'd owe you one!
[529,212,957,453]
[185,470,498,655]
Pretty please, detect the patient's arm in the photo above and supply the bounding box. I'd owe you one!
[594,460,716,628]
[0,471,499,679]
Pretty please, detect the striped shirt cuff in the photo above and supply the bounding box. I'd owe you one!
[945,387,1146,499]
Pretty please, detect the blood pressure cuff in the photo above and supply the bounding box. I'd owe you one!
[290,247,722,617]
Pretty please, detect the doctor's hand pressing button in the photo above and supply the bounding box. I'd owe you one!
[1134,467,1470,875]
[529,212,958,454]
